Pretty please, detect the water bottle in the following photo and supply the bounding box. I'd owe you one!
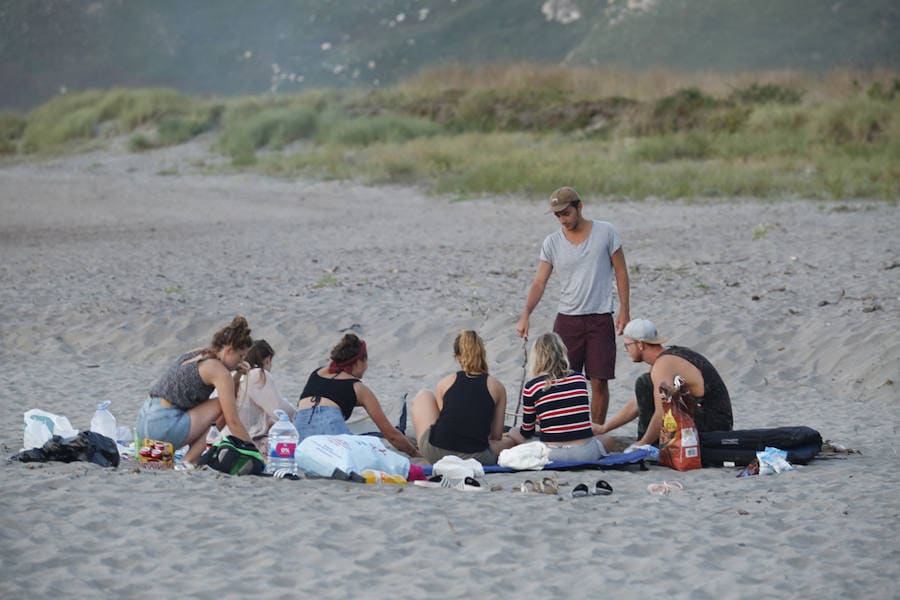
[90,401,117,441]
[266,409,299,474]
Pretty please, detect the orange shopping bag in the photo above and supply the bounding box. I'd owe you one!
[658,376,702,471]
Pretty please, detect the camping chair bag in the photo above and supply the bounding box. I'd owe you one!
[699,426,822,467]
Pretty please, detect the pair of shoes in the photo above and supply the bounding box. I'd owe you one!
[519,477,558,495]
[646,480,684,495]
[413,474,483,491]
[572,479,613,497]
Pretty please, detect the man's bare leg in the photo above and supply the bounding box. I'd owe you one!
[590,378,609,424]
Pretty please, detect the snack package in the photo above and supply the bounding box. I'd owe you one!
[657,377,702,471]
[756,446,795,475]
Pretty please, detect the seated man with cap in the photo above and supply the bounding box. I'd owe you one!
[595,318,733,447]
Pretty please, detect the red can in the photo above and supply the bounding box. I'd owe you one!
[139,446,152,458]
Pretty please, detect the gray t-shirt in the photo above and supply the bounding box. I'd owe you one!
[539,220,622,315]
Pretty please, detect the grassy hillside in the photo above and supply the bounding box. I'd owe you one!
[4,65,898,201]
[1,0,898,111]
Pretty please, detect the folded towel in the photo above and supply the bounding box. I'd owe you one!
[498,442,550,470]
[431,455,485,480]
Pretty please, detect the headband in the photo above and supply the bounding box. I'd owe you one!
[328,340,367,374]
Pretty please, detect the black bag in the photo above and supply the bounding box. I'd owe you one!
[12,431,120,468]
[198,435,265,476]
[699,426,822,467]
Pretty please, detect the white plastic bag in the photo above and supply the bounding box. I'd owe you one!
[497,441,550,470]
[23,409,79,450]
[295,434,410,478]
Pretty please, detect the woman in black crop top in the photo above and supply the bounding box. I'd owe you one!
[410,330,512,465]
[293,333,419,457]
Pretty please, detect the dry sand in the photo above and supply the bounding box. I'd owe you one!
[1,140,898,598]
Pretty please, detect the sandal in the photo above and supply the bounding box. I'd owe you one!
[647,480,685,495]
[571,482,591,497]
[539,477,559,495]
[519,479,538,493]
[592,480,613,495]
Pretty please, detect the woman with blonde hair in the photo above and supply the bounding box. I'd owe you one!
[411,330,510,465]
[136,315,255,468]
[506,332,610,462]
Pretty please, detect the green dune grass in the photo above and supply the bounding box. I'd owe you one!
[6,66,899,200]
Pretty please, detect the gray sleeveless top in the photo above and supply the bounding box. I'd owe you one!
[149,350,216,410]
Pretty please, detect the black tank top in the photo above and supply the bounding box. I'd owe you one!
[299,369,360,420]
[429,371,495,453]
[660,346,733,432]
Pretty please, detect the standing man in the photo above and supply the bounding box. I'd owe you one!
[516,186,630,425]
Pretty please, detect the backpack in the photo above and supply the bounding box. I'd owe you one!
[199,435,265,476]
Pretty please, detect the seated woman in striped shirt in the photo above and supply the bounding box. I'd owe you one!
[506,332,612,462]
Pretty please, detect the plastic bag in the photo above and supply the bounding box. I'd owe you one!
[657,377,702,471]
[12,432,120,467]
[23,409,79,450]
[295,434,410,479]
[757,446,795,475]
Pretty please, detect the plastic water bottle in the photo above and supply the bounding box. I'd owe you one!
[90,401,117,441]
[266,409,299,474]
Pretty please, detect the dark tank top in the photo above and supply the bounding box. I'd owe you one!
[299,369,360,420]
[429,371,495,453]
[660,346,733,432]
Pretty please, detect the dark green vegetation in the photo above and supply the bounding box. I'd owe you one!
[2,0,898,110]
[5,65,899,200]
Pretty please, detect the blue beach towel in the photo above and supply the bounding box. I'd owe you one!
[420,448,651,475]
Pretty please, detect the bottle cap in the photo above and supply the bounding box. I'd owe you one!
[96,400,112,411]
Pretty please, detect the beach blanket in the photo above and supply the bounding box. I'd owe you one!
[420,448,650,475]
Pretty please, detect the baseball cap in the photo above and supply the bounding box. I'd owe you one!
[623,319,668,344]
[547,186,581,213]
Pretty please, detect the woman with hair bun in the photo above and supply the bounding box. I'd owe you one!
[410,330,511,465]
[294,333,419,457]
[136,316,255,468]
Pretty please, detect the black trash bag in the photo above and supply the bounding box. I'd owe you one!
[11,431,120,468]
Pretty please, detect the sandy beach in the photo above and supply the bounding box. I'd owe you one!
[1,139,898,598]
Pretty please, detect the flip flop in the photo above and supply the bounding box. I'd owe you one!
[592,480,613,495]
[571,482,591,498]
[539,477,559,495]
[519,479,538,493]
[647,480,685,495]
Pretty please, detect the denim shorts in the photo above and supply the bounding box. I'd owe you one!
[135,397,191,448]
[546,437,607,463]
[294,405,351,442]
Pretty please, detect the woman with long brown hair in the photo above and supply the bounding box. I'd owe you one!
[136,316,254,467]
[410,330,511,465]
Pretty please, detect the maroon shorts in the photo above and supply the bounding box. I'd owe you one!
[553,313,616,380]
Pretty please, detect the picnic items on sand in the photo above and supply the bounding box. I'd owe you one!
[657,376,702,471]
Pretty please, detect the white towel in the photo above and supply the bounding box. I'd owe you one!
[498,442,550,470]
